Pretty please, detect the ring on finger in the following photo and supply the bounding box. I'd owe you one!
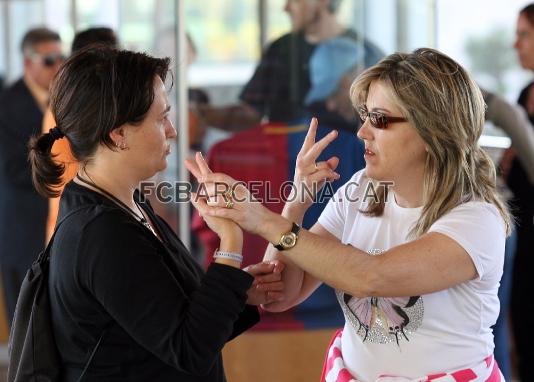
[225,199,234,209]
[223,188,234,200]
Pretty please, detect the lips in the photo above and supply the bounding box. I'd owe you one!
[365,148,375,156]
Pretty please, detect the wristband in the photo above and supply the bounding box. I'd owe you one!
[213,249,243,263]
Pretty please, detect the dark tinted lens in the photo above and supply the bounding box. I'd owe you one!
[43,54,64,67]
[369,112,387,129]
[357,106,367,123]
[368,112,378,127]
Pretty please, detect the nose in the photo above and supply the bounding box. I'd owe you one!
[513,37,520,51]
[283,0,290,13]
[356,119,372,141]
[166,120,177,139]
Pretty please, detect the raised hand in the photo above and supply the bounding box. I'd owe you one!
[185,152,242,242]
[186,152,276,236]
[287,118,340,210]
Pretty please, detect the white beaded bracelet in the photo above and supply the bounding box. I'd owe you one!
[213,249,243,263]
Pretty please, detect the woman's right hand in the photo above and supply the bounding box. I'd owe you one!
[286,118,340,212]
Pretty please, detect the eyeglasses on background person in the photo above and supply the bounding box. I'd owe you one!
[31,52,66,67]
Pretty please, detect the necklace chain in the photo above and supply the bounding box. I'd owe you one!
[75,174,157,235]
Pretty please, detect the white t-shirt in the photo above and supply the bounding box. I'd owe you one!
[318,170,506,381]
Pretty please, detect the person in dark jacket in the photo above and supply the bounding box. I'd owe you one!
[27,47,284,381]
[507,4,534,381]
[0,27,64,327]
[196,0,384,131]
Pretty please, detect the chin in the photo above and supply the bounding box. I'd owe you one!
[364,166,378,179]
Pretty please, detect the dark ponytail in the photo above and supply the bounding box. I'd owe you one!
[28,127,66,197]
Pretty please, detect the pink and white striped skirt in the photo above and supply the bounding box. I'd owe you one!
[321,330,505,382]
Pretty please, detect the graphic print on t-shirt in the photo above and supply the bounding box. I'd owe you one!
[336,248,424,345]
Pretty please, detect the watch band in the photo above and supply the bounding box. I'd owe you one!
[274,222,300,251]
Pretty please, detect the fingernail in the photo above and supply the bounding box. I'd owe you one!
[199,152,205,160]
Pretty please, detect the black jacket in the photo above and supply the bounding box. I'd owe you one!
[50,182,259,381]
[0,78,48,266]
[508,82,534,224]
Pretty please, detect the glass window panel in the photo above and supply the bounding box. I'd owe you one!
[437,0,528,149]
[266,0,290,43]
[0,2,6,87]
[186,0,259,64]
[76,0,119,32]
[5,0,45,82]
[185,0,259,89]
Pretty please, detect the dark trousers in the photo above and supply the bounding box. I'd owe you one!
[510,213,534,382]
[0,263,26,328]
[0,191,48,328]
[493,231,516,381]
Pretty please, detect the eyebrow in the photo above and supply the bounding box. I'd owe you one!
[369,107,392,114]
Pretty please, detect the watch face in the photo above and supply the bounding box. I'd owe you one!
[281,232,297,248]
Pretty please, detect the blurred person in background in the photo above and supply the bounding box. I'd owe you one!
[482,87,534,380]
[42,26,119,242]
[505,4,534,381]
[197,0,384,131]
[0,27,64,327]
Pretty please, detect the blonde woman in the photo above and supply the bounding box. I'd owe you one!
[187,48,510,381]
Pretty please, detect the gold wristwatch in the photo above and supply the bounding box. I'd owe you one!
[274,222,301,251]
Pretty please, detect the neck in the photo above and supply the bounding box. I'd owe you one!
[78,155,138,211]
[304,13,344,43]
[391,172,425,208]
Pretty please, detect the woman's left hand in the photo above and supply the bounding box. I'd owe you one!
[244,260,285,306]
[186,152,277,237]
[185,153,243,244]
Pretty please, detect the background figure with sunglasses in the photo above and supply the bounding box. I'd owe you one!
[0,27,64,327]
[189,48,511,381]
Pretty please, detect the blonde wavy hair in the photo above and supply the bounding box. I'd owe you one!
[350,48,511,237]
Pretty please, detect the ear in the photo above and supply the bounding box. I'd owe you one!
[109,125,127,146]
[23,56,33,70]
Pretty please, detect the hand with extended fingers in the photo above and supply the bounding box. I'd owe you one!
[185,153,286,305]
[186,151,268,236]
[185,117,340,237]
[185,152,244,242]
[288,117,340,210]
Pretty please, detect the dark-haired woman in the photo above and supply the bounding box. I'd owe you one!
[28,47,284,381]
